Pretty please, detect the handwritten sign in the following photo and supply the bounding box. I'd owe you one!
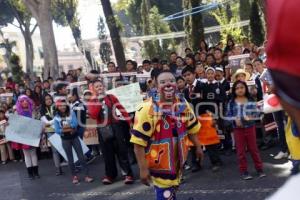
[83,118,99,145]
[48,134,89,163]
[5,114,43,147]
[106,83,144,113]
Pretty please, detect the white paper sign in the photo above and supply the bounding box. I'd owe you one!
[106,82,144,113]
[5,114,43,147]
[48,134,89,163]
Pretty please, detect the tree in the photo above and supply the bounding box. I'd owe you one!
[211,3,244,44]
[0,0,37,73]
[183,0,204,51]
[0,29,16,70]
[52,0,93,68]
[23,0,59,79]
[10,54,24,84]
[98,16,112,64]
[100,0,126,71]
[239,0,251,36]
[250,0,264,46]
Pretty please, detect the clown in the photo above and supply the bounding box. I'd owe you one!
[131,70,203,200]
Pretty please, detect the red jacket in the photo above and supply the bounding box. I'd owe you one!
[88,94,131,126]
[266,0,300,77]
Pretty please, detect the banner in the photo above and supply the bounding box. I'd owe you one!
[48,134,89,163]
[83,118,99,145]
[106,82,144,113]
[5,114,43,147]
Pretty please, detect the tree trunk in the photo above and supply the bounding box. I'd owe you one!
[191,0,204,51]
[100,0,126,71]
[23,25,34,73]
[23,0,59,79]
[183,0,191,48]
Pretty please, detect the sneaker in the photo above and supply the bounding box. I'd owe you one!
[257,170,267,178]
[241,172,253,180]
[124,176,134,185]
[102,176,113,185]
[84,176,94,183]
[184,164,191,171]
[72,176,80,184]
[274,151,289,160]
[2,161,7,165]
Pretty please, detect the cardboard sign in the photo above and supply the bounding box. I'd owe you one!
[48,134,89,163]
[228,54,250,74]
[5,114,43,147]
[83,118,99,145]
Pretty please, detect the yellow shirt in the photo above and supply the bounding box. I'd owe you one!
[130,99,200,188]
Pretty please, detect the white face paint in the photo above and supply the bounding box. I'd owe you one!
[157,72,177,102]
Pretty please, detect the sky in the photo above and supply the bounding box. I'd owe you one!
[4,0,119,50]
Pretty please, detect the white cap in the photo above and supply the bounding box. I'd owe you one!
[205,67,215,73]
[215,67,224,72]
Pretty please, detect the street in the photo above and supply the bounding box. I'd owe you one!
[0,147,291,200]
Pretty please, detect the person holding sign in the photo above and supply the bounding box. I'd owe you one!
[11,95,40,180]
[40,94,63,176]
[0,109,14,164]
[88,79,134,185]
[53,99,94,184]
[131,70,203,200]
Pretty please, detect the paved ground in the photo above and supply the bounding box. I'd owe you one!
[0,147,292,200]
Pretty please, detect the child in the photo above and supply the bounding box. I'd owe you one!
[53,99,94,184]
[0,108,14,164]
[11,95,40,179]
[40,94,63,176]
[198,67,224,172]
[226,80,266,180]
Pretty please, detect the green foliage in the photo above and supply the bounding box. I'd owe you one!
[250,0,264,46]
[141,3,175,59]
[9,54,24,84]
[211,3,245,44]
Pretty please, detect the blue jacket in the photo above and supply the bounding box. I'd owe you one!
[226,99,262,128]
[53,111,78,137]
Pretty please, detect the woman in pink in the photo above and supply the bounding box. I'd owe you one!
[11,95,40,180]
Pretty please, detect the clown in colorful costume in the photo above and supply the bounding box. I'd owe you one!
[131,71,203,200]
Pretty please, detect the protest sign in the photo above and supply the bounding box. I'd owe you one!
[5,114,43,147]
[83,118,99,145]
[48,134,89,163]
[228,54,250,74]
[106,82,144,113]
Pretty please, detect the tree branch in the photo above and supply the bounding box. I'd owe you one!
[30,23,38,35]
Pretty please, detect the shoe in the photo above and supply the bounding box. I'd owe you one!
[241,172,253,180]
[102,176,113,185]
[13,160,18,163]
[84,176,94,183]
[212,165,220,172]
[60,161,68,167]
[86,156,96,165]
[274,151,289,160]
[2,161,7,165]
[184,164,191,171]
[124,176,134,185]
[55,167,63,176]
[32,166,40,179]
[27,167,34,180]
[257,170,267,178]
[72,176,80,184]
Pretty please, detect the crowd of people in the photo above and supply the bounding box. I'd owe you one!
[0,36,298,200]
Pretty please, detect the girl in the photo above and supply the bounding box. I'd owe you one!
[0,108,14,164]
[226,81,266,180]
[11,95,40,179]
[53,99,93,184]
[88,79,134,185]
[40,94,63,176]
